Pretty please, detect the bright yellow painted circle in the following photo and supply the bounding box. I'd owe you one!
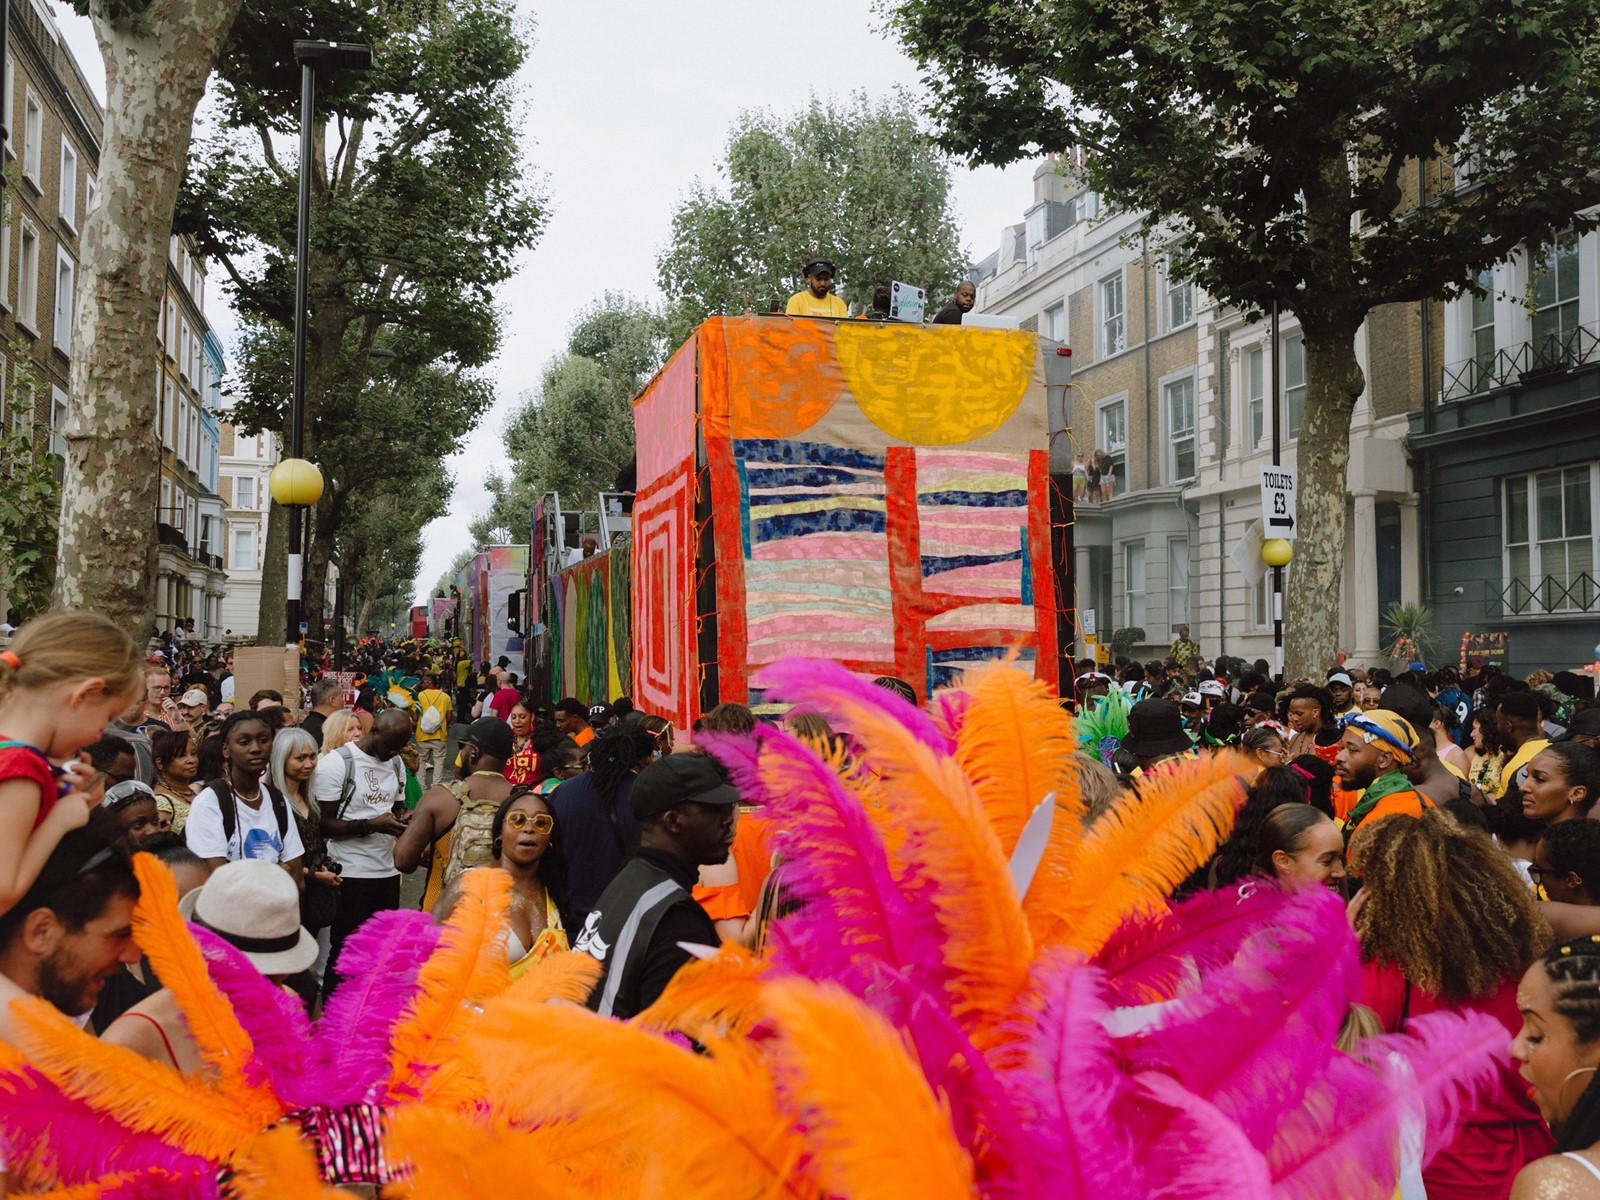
[834,324,1033,445]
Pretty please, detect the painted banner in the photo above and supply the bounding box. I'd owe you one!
[630,315,1058,717]
[543,546,631,707]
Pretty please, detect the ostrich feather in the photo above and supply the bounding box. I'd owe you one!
[1123,887,1359,1151]
[757,660,1036,1050]
[316,907,440,1106]
[385,867,511,1106]
[0,1068,210,1189]
[228,1127,345,1200]
[929,687,974,743]
[693,729,764,802]
[1075,687,1132,764]
[385,1107,641,1200]
[466,987,804,1199]
[953,662,1083,852]
[633,943,775,1040]
[7,996,261,1161]
[761,978,976,1200]
[128,855,257,1091]
[191,927,320,1109]
[1048,752,1247,953]
[752,724,949,998]
[1093,882,1287,1005]
[1268,1009,1509,1200]
[753,657,951,754]
[1123,1070,1275,1200]
[998,952,1138,1198]
[24,1172,212,1200]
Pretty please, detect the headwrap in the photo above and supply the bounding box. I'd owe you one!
[1340,709,1418,765]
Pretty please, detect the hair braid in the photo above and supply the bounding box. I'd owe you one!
[1542,937,1600,1150]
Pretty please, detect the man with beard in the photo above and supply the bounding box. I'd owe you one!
[0,830,141,1042]
[1334,710,1434,844]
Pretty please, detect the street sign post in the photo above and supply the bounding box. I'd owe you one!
[1260,465,1298,539]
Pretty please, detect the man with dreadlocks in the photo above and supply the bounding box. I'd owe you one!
[1351,810,1553,1199]
[1513,937,1600,1197]
[552,721,658,929]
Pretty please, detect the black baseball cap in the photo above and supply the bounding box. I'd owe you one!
[462,716,514,761]
[802,258,836,277]
[588,702,614,724]
[631,753,741,819]
[1555,708,1600,742]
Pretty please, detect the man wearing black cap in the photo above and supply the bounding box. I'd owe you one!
[576,754,738,1020]
[393,717,515,897]
[785,259,848,318]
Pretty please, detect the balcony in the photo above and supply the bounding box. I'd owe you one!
[1442,322,1600,401]
[1501,571,1600,617]
[155,523,188,553]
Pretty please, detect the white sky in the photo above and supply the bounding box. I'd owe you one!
[52,1,1038,604]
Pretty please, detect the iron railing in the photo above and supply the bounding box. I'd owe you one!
[1501,571,1600,616]
[1442,322,1600,401]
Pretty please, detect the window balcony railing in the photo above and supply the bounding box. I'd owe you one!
[1501,571,1600,616]
[1442,322,1600,401]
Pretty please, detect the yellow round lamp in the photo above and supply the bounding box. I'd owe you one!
[1261,538,1294,568]
[269,458,325,507]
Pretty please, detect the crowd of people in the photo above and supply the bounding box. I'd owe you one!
[6,605,1600,1194]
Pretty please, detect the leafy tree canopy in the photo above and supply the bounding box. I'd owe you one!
[471,294,665,545]
[658,92,968,344]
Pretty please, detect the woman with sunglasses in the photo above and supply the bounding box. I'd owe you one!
[433,787,571,977]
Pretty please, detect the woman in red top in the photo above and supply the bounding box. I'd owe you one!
[503,700,540,787]
[1350,809,1555,1200]
[0,613,144,918]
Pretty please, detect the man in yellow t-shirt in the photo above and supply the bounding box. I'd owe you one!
[785,258,848,318]
[414,675,454,789]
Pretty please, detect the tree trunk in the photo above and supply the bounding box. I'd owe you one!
[356,594,374,637]
[54,0,245,630]
[1283,318,1365,680]
[302,491,340,640]
[257,498,287,644]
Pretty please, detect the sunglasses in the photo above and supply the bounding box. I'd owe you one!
[503,810,554,834]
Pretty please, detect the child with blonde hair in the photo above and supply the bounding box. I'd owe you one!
[0,612,143,916]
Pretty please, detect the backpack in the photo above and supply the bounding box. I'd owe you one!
[438,779,501,891]
[419,700,443,735]
[209,776,290,856]
[333,745,405,822]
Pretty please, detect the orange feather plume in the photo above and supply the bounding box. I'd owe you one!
[129,854,260,1093]
[824,689,1034,1050]
[229,1127,346,1200]
[385,866,512,1107]
[633,943,773,1041]
[7,996,260,1161]
[465,986,804,1199]
[1047,752,1248,953]
[385,1106,640,1200]
[23,1175,141,1199]
[761,978,977,1200]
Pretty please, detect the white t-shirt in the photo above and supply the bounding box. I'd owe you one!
[220,675,236,703]
[184,783,304,864]
[314,745,402,879]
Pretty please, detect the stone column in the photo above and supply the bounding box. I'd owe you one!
[1398,496,1420,605]
[1351,490,1381,661]
[1075,541,1095,658]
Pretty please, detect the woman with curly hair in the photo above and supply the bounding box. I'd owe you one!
[1351,810,1554,1199]
[1511,937,1600,1197]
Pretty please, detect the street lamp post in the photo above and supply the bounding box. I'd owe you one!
[279,39,373,650]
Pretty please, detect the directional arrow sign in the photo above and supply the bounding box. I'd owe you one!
[1260,465,1298,539]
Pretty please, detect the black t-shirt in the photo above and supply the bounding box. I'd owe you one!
[931,302,965,325]
[553,771,640,924]
[299,711,327,749]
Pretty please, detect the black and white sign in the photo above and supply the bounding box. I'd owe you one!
[891,281,926,324]
[1260,465,1298,538]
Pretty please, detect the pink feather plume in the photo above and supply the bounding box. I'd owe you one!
[1268,1008,1512,1200]
[1122,1071,1276,1200]
[929,688,973,743]
[190,927,322,1110]
[755,724,950,1000]
[0,1068,211,1187]
[693,730,766,804]
[314,908,441,1106]
[1093,882,1288,1005]
[1122,886,1359,1151]
[998,952,1139,1198]
[753,658,952,755]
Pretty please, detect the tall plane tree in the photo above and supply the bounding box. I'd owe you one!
[658,92,967,345]
[54,0,245,629]
[887,0,1600,676]
[180,0,542,638]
